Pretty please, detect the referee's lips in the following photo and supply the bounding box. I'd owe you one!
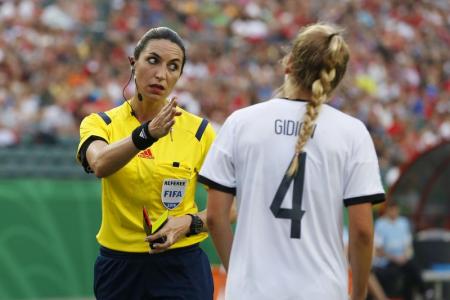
[148,84,165,95]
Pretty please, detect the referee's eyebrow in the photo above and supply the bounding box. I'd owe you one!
[149,52,181,63]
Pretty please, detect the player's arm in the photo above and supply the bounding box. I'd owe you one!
[348,202,374,300]
[206,189,235,271]
[197,198,237,232]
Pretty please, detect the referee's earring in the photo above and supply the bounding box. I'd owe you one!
[128,57,136,77]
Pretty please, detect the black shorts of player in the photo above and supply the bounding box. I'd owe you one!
[94,244,213,300]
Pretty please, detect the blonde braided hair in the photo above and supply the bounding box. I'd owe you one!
[282,23,350,176]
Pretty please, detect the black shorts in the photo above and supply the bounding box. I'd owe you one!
[94,244,213,300]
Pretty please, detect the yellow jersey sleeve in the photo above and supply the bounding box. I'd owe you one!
[196,122,216,191]
[76,112,111,172]
[197,122,216,170]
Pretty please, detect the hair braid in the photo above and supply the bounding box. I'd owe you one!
[287,31,348,176]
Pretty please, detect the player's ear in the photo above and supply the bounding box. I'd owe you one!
[283,54,292,74]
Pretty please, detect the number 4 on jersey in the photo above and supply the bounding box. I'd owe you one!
[270,152,307,239]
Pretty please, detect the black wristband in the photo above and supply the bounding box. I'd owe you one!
[131,121,158,150]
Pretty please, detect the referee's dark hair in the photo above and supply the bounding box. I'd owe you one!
[133,27,186,74]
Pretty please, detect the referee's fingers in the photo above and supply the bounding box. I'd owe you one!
[145,232,164,242]
[163,107,181,123]
[153,103,171,123]
[160,97,177,114]
[151,237,173,251]
[160,109,175,124]
[164,120,175,131]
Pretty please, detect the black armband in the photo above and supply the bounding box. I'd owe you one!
[131,121,158,150]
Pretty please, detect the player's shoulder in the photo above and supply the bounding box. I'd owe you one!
[225,99,276,123]
[322,105,365,127]
[322,104,369,138]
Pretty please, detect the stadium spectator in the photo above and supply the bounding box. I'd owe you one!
[201,22,385,300]
[373,201,433,300]
[76,27,216,299]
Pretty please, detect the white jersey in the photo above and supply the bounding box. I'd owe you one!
[199,98,385,300]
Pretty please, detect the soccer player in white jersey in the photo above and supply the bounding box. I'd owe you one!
[198,22,385,300]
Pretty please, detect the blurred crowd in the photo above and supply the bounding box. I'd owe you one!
[1,0,450,186]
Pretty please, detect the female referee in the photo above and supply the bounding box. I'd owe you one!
[77,27,215,299]
[200,23,385,300]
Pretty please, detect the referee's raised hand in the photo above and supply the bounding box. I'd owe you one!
[148,97,181,139]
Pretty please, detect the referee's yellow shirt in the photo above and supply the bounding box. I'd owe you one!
[76,102,216,252]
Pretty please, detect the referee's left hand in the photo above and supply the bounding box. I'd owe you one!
[148,97,181,139]
[145,215,191,253]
